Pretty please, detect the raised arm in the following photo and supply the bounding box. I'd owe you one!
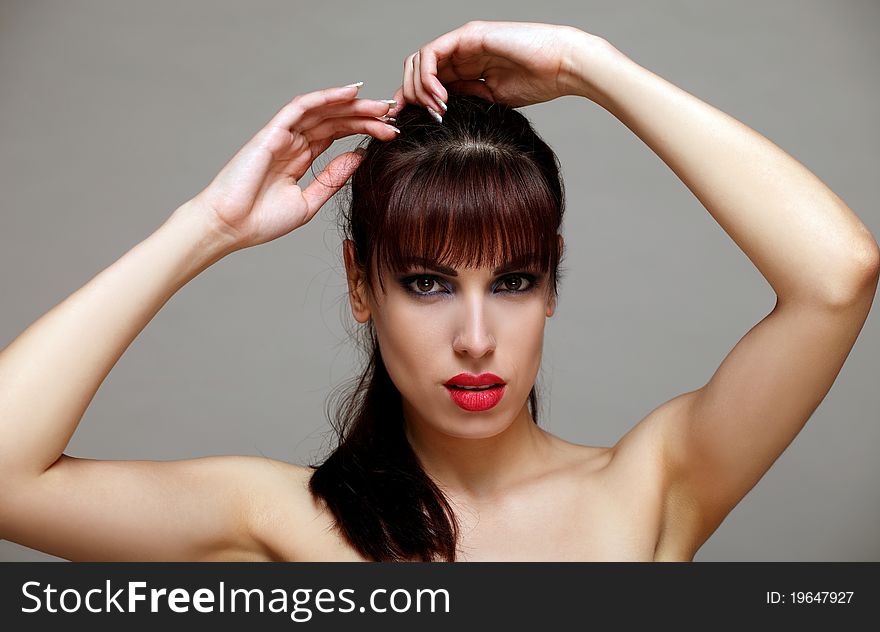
[0,209,234,480]
[0,83,399,560]
[0,207,266,560]
[568,35,879,555]
[571,37,879,305]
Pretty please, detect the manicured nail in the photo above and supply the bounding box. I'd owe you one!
[432,94,447,112]
[377,115,396,122]
[426,105,443,124]
[384,123,401,134]
[378,99,397,106]
[343,81,364,89]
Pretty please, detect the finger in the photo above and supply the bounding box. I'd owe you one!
[300,151,365,225]
[305,116,400,144]
[387,85,406,117]
[417,44,448,107]
[402,52,418,106]
[292,97,394,131]
[412,51,435,114]
[285,117,395,183]
[249,99,391,165]
[418,24,488,97]
[267,82,365,131]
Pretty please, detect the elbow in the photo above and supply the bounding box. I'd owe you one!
[846,236,879,292]
[821,239,880,308]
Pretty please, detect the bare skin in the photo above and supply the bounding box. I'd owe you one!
[0,22,877,562]
[251,432,673,562]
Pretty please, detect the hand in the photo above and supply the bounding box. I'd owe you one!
[186,83,398,252]
[388,20,597,116]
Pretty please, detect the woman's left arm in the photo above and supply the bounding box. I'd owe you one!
[575,36,880,552]
[574,36,878,303]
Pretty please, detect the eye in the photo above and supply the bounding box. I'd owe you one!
[497,274,535,293]
[402,275,447,295]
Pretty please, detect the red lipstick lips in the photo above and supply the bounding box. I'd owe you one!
[445,373,506,387]
[444,373,506,411]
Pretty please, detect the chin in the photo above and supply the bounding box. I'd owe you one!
[434,414,516,440]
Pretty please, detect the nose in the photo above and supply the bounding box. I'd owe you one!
[452,294,496,358]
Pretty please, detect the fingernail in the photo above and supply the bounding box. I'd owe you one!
[377,115,396,122]
[384,123,401,134]
[343,81,364,89]
[426,105,443,124]
[378,99,397,106]
[432,94,447,112]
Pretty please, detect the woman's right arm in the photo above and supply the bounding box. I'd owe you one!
[0,82,398,560]
[0,207,271,561]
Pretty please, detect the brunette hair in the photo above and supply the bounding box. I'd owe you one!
[307,93,566,561]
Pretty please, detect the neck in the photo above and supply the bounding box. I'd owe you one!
[402,396,555,502]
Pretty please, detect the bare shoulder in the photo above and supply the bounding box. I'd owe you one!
[606,391,704,560]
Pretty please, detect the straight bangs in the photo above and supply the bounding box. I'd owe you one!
[369,147,561,295]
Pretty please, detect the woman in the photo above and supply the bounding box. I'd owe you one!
[0,21,876,562]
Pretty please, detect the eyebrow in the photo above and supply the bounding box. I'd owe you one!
[397,255,541,277]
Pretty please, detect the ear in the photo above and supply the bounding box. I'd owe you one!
[547,292,556,318]
[546,233,564,318]
[546,293,558,318]
[343,239,371,323]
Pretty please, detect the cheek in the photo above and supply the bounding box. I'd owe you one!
[500,305,547,371]
[374,301,446,383]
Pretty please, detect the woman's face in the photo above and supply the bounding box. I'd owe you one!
[343,237,561,440]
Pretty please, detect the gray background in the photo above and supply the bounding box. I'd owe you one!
[1,0,877,561]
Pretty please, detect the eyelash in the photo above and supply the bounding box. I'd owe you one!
[398,273,540,298]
